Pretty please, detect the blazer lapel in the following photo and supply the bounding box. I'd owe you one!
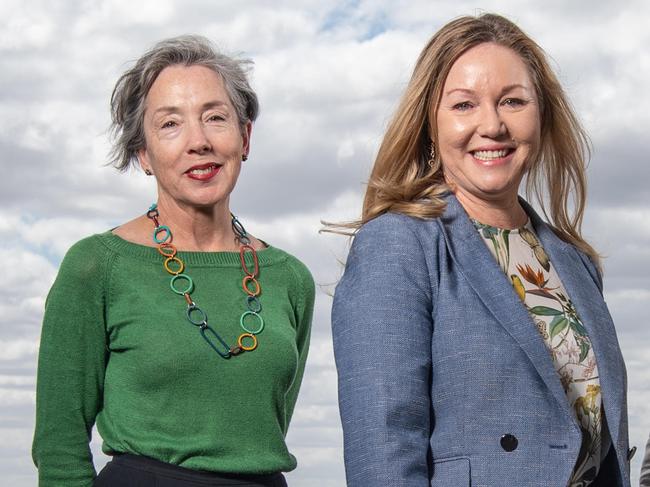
[438,195,577,426]
[523,200,626,453]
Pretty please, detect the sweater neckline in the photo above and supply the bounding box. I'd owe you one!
[97,231,286,267]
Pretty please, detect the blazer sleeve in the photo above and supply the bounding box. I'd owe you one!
[640,434,650,486]
[32,238,109,487]
[332,214,434,487]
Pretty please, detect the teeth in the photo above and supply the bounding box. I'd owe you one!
[473,149,509,160]
[189,165,217,175]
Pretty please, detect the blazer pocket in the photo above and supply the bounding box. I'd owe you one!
[431,457,471,486]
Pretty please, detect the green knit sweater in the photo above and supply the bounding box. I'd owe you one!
[32,232,315,486]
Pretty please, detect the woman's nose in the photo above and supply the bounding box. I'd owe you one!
[187,122,212,154]
[477,105,507,138]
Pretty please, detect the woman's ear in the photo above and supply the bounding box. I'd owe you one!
[137,149,153,175]
[241,121,252,161]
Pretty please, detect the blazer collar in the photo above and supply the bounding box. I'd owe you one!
[520,199,626,455]
[438,193,624,442]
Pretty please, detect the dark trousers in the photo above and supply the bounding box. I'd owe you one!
[93,454,288,487]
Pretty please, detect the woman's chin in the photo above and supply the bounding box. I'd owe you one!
[454,184,520,205]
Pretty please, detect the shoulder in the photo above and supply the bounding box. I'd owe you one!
[266,247,315,298]
[341,213,440,294]
[286,252,315,292]
[46,233,116,304]
[357,211,438,237]
[51,232,129,294]
[351,212,443,259]
[333,214,437,330]
[58,233,115,278]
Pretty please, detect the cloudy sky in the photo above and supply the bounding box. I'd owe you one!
[1,0,649,485]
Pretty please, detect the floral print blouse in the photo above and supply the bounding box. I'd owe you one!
[473,219,602,486]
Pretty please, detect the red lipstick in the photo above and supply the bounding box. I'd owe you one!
[185,163,221,181]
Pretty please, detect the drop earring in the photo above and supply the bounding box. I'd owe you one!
[427,143,437,168]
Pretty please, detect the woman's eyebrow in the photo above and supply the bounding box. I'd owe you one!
[444,84,530,97]
[151,100,229,116]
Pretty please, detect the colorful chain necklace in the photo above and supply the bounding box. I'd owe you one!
[146,203,264,359]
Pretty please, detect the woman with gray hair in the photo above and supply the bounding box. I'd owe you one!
[32,35,314,487]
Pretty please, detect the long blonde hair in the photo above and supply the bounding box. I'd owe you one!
[329,13,599,267]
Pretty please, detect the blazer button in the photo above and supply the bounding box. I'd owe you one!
[500,434,518,452]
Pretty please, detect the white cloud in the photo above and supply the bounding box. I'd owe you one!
[2,1,649,485]
[0,9,55,50]
[0,390,35,407]
[0,340,39,362]
[204,8,320,53]
[1,248,56,298]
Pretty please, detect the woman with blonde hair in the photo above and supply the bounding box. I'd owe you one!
[332,13,632,486]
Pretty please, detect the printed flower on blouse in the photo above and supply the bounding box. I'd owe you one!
[583,357,597,379]
[517,263,547,288]
[511,262,592,364]
[516,263,558,299]
[574,385,602,449]
[585,384,601,410]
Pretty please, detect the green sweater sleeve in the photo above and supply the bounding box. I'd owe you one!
[282,257,315,432]
[32,237,110,486]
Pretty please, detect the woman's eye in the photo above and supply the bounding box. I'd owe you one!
[502,98,526,107]
[161,120,177,129]
[452,102,473,111]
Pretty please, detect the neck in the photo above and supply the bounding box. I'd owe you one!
[156,196,238,252]
[455,190,527,229]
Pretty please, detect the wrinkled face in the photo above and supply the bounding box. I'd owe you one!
[138,64,250,210]
[435,42,541,208]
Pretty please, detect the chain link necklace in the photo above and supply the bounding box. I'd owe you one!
[146,203,264,359]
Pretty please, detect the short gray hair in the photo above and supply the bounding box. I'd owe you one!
[109,35,259,171]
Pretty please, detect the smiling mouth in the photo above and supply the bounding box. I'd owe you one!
[471,149,514,161]
[185,163,222,180]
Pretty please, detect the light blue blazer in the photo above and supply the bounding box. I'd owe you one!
[332,194,631,487]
